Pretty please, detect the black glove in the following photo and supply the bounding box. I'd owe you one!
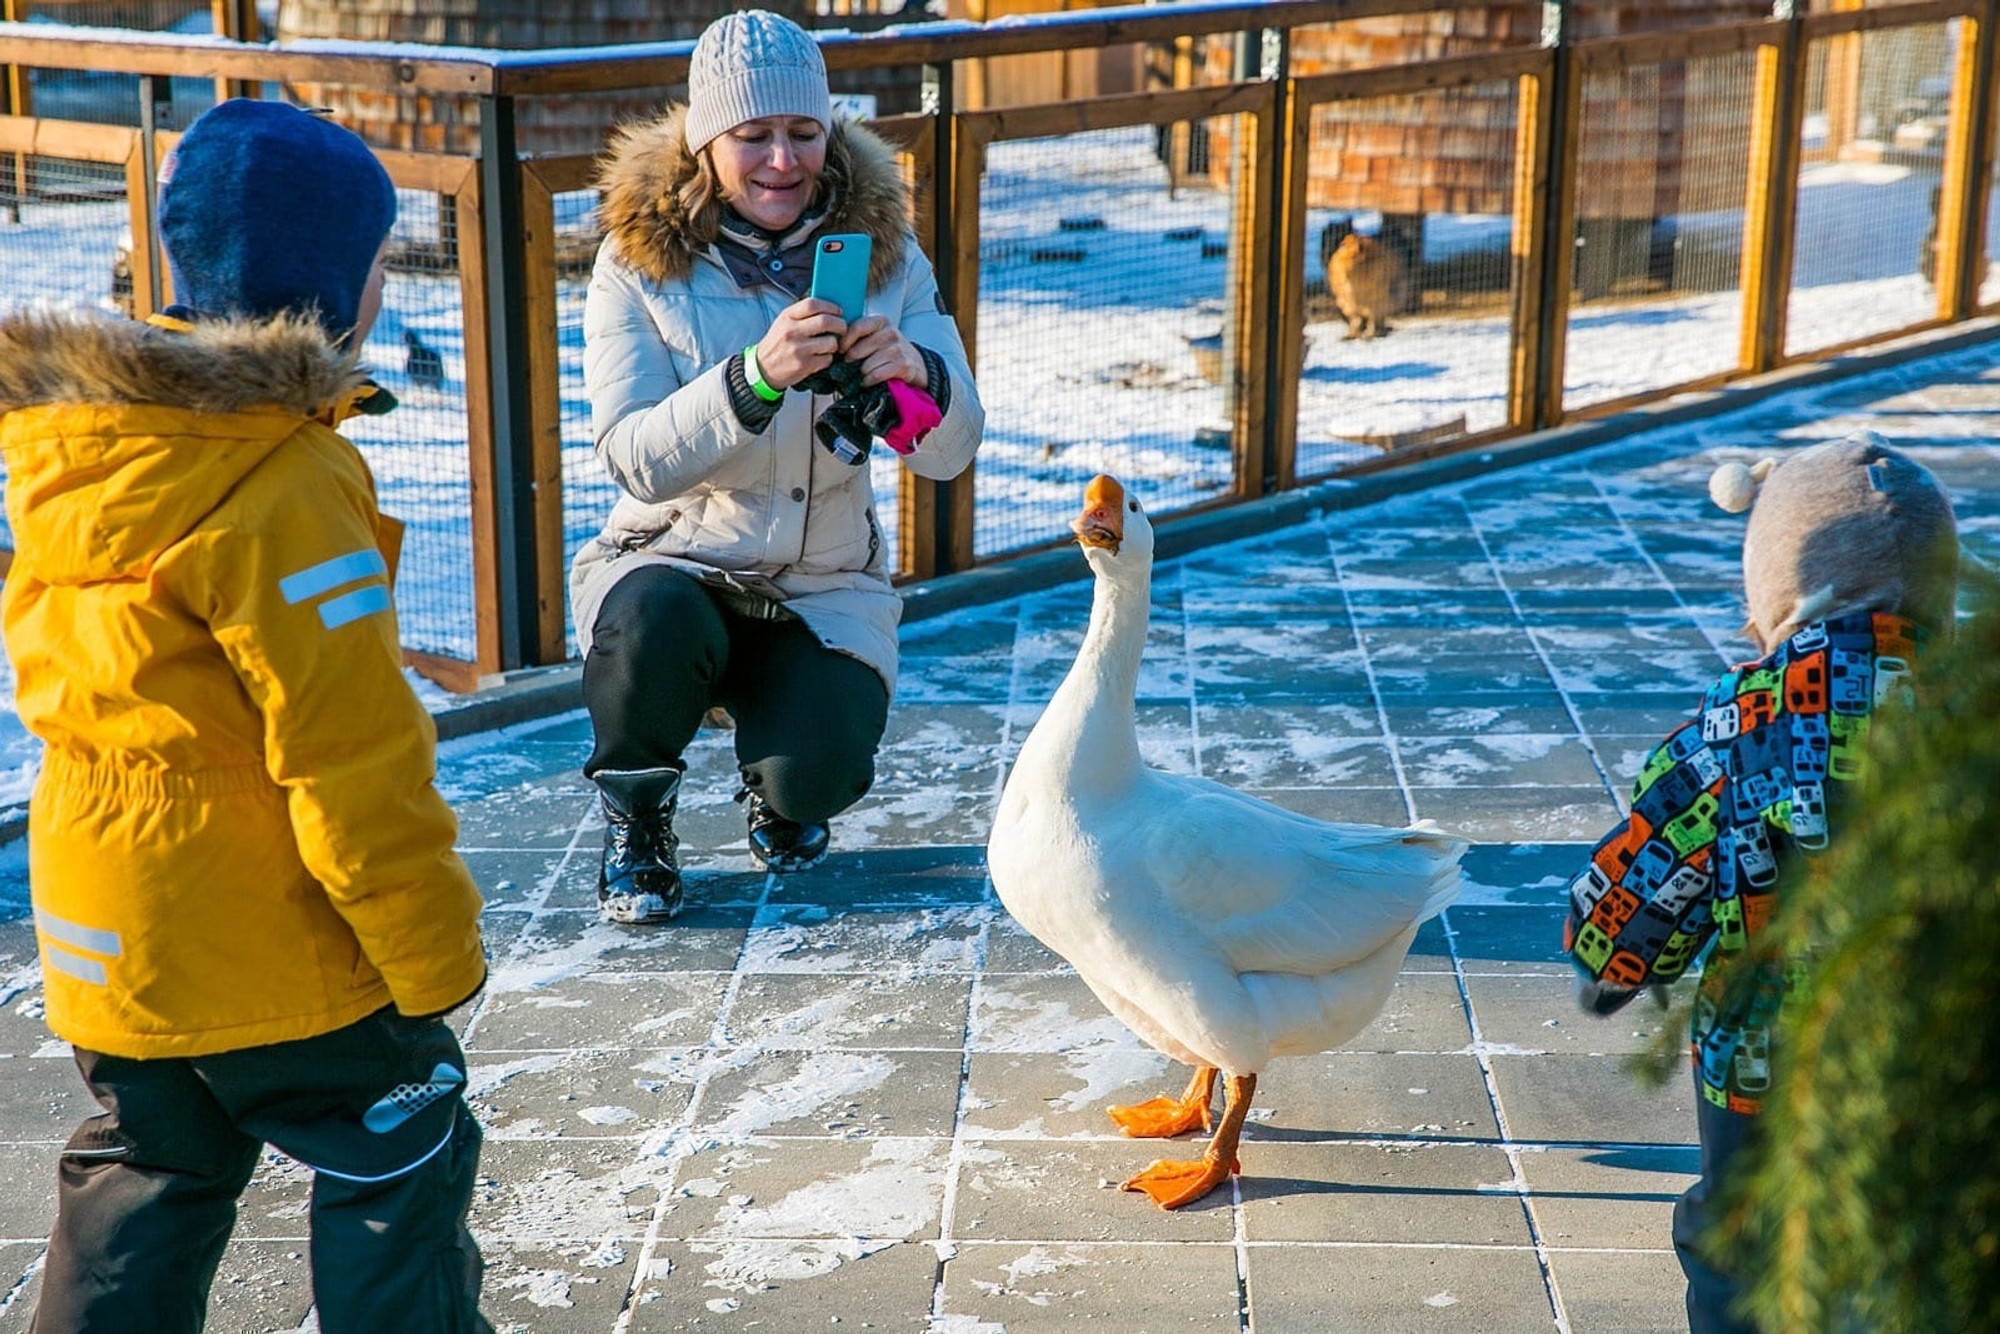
[796,358,902,466]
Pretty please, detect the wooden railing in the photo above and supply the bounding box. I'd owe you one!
[1,0,1992,689]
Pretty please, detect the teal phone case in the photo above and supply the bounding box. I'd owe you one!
[810,233,872,322]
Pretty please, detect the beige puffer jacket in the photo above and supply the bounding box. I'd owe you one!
[570,107,983,693]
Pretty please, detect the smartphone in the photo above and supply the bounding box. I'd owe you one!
[810,233,872,323]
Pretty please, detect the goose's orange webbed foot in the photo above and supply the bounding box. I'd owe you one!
[1120,1072,1257,1211]
[1121,1155,1233,1209]
[1106,1066,1216,1139]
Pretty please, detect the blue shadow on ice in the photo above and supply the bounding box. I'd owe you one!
[1303,361,1445,384]
[1568,305,1700,332]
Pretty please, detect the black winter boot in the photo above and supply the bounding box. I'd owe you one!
[736,788,830,873]
[595,767,683,924]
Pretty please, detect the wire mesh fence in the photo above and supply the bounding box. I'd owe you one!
[1293,79,1521,479]
[1787,20,1954,358]
[0,155,126,311]
[28,71,220,130]
[0,154,129,553]
[13,1,224,128]
[11,0,206,24]
[3,4,1994,683]
[1562,49,1758,412]
[341,187,476,662]
[970,121,1244,560]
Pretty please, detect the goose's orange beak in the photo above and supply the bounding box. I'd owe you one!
[1072,474,1125,553]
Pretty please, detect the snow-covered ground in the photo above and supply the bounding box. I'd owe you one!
[0,124,1974,811]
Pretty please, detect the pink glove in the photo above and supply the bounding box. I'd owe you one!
[882,378,942,456]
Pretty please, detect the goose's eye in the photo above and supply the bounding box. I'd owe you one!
[1128,501,1139,512]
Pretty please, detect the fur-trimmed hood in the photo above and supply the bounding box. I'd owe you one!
[0,307,364,416]
[596,104,911,290]
[0,309,367,585]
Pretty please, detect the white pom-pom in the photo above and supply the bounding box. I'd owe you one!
[1708,457,1774,513]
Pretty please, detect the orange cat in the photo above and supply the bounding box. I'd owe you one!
[1327,233,1401,340]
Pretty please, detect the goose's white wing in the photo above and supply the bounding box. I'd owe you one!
[1117,769,1464,976]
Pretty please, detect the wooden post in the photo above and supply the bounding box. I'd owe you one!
[1270,68,1313,494]
[454,172,507,683]
[210,0,261,103]
[124,136,162,321]
[1508,58,1558,436]
[1738,1,1806,373]
[1167,34,1195,192]
[1228,100,1265,498]
[1523,1,1580,431]
[943,98,982,574]
[1820,0,1865,161]
[1934,1,1997,320]
[519,164,571,667]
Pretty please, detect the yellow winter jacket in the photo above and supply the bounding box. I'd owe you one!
[0,309,486,1058]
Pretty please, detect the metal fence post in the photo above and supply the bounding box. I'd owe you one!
[1253,24,1288,499]
[925,62,954,305]
[2,0,27,221]
[137,73,173,315]
[926,61,957,577]
[477,93,539,673]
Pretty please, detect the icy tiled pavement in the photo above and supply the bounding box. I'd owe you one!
[1,339,1996,1332]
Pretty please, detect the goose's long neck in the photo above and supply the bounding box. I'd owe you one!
[1032,564,1149,794]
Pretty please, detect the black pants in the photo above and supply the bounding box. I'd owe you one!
[32,1008,489,1334]
[583,565,891,823]
[1673,1085,1760,1334]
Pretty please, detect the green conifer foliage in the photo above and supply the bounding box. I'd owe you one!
[1725,582,1999,1333]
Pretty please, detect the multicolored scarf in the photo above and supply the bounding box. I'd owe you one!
[1565,612,1927,1113]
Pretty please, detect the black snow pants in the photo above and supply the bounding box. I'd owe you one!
[1673,1084,1760,1334]
[582,564,891,824]
[31,1006,489,1334]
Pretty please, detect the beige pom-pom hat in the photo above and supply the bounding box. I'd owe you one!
[1707,431,1958,651]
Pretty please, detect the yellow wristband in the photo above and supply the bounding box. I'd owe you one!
[743,344,784,403]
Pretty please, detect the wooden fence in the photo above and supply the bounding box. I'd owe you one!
[0,0,1992,690]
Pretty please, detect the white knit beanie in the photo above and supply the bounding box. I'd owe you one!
[685,9,832,154]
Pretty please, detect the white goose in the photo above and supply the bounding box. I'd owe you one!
[987,474,1466,1209]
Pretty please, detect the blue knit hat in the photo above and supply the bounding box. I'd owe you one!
[158,99,397,337]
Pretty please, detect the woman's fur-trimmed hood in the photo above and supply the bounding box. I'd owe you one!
[596,104,911,290]
[0,308,365,416]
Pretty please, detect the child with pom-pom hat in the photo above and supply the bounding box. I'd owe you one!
[1562,430,1956,1333]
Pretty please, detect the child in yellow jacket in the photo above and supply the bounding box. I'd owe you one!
[0,99,489,1333]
